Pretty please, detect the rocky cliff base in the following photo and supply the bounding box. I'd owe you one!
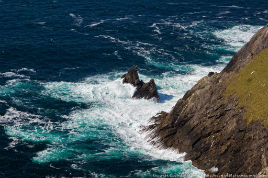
[146,25,268,176]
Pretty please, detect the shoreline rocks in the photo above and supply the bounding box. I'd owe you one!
[146,24,268,176]
[121,66,159,101]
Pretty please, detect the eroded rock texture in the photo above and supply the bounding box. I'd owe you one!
[147,25,268,175]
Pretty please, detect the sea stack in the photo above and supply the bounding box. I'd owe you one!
[121,66,159,101]
[147,24,268,176]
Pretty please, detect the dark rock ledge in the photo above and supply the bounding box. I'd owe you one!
[145,24,268,176]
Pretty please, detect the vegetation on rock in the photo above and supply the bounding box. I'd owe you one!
[146,25,268,176]
[223,48,268,126]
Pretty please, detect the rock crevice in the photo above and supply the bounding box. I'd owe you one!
[146,25,268,175]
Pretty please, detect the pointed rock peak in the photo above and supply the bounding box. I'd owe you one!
[121,66,140,86]
[121,66,160,102]
[222,24,268,73]
[133,78,159,102]
[148,79,155,85]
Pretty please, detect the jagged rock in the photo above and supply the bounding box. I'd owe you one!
[121,66,140,86]
[133,79,159,101]
[258,167,268,176]
[146,24,268,175]
[208,72,215,77]
[121,66,159,101]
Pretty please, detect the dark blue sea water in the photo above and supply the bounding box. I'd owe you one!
[0,0,267,177]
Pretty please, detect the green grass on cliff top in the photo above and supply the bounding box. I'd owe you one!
[223,48,268,126]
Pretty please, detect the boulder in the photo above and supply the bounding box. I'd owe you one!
[121,66,159,101]
[133,79,159,101]
[208,72,215,77]
[121,66,140,86]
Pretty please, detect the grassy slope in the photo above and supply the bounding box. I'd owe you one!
[223,48,268,126]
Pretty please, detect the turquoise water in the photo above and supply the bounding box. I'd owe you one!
[0,0,267,177]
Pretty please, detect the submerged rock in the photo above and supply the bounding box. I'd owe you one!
[121,66,159,101]
[146,24,268,176]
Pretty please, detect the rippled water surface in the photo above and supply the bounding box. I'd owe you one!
[0,0,267,177]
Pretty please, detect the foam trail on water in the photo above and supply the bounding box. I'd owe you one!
[95,35,180,70]
[0,72,28,79]
[213,25,262,51]
[86,20,106,28]
[69,13,83,26]
[1,63,226,177]
[41,64,224,176]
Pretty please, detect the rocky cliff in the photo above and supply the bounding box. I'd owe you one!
[147,25,268,176]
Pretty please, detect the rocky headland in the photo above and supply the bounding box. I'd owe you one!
[146,25,268,176]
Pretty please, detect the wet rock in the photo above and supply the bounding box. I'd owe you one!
[121,66,140,86]
[147,24,268,175]
[121,66,159,101]
[133,79,159,101]
[208,72,215,77]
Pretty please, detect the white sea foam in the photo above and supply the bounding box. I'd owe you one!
[1,107,57,145]
[69,13,83,26]
[11,68,36,73]
[4,137,20,150]
[150,23,161,35]
[17,68,36,73]
[0,64,216,177]
[1,107,45,126]
[0,68,35,81]
[115,16,130,21]
[1,24,231,176]
[0,72,28,79]
[96,35,180,69]
[149,20,186,37]
[113,50,123,60]
[35,22,46,25]
[218,5,243,9]
[213,25,262,51]
[152,19,204,31]
[217,11,231,15]
[37,64,222,176]
[97,34,224,72]
[2,24,233,177]
[2,64,221,177]
[85,16,130,28]
[217,55,232,64]
[208,166,218,173]
[86,20,106,28]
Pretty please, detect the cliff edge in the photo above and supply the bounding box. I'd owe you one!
[147,25,268,176]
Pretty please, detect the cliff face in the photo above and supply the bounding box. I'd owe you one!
[147,25,268,175]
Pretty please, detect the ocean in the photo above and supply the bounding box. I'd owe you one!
[0,0,267,177]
